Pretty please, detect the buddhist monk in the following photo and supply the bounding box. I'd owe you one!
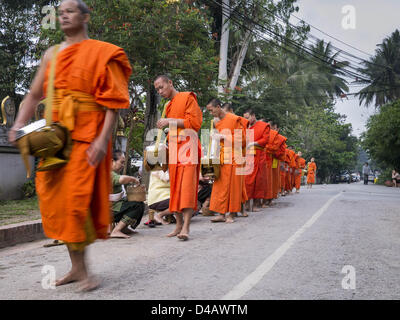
[207,99,246,223]
[9,0,132,291]
[243,110,269,211]
[263,123,280,207]
[295,151,306,193]
[271,128,286,199]
[290,148,299,190]
[286,146,297,193]
[284,147,292,194]
[154,75,203,241]
[307,157,317,189]
[222,102,248,217]
[274,133,287,197]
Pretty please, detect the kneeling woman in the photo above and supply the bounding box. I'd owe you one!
[110,150,144,238]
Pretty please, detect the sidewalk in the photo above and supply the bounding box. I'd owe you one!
[0,219,45,249]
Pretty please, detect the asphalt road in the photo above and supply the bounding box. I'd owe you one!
[0,182,399,300]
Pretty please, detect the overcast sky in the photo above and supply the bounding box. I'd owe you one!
[292,0,400,137]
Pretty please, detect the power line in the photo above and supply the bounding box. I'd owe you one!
[208,0,371,83]
[250,2,389,71]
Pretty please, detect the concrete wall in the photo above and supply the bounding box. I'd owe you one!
[0,152,34,201]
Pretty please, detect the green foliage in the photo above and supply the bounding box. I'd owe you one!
[284,104,358,182]
[362,99,400,171]
[21,179,36,199]
[358,29,400,107]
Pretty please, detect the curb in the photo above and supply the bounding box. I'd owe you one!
[0,219,45,249]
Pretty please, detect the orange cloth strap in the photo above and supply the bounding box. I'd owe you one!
[52,89,105,131]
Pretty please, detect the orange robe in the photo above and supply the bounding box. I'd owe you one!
[245,121,270,199]
[271,134,286,198]
[291,153,299,189]
[36,39,132,244]
[239,116,249,204]
[166,92,203,212]
[264,129,279,200]
[284,149,292,192]
[274,135,287,193]
[210,113,246,214]
[295,157,306,190]
[307,162,317,184]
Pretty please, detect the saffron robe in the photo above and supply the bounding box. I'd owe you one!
[210,113,246,214]
[166,92,203,212]
[36,39,132,243]
[239,116,249,203]
[307,161,317,184]
[295,157,306,190]
[245,121,270,199]
[264,129,279,200]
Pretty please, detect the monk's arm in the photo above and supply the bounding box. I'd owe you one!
[86,108,118,166]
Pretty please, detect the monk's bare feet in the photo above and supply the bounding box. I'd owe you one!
[177,233,189,241]
[241,211,248,217]
[110,230,131,239]
[56,270,85,286]
[76,276,100,292]
[167,227,182,237]
[225,214,235,223]
[252,206,261,212]
[211,215,226,223]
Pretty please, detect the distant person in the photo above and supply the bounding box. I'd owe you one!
[392,170,400,187]
[362,162,370,185]
[306,158,317,189]
[110,151,144,238]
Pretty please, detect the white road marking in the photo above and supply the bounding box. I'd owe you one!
[222,192,343,300]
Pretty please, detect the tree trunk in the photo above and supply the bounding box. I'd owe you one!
[228,29,252,91]
[218,0,230,96]
[141,84,160,189]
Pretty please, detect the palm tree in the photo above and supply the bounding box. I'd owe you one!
[308,40,349,99]
[357,30,400,107]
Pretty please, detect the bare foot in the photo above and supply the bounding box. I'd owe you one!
[122,227,135,235]
[225,214,235,223]
[76,276,100,292]
[252,206,261,212]
[177,233,189,241]
[55,271,85,286]
[241,212,249,217]
[211,215,226,223]
[167,227,182,237]
[110,230,131,239]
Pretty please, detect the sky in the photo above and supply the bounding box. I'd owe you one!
[291,0,400,137]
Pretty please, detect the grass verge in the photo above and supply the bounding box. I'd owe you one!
[0,196,41,226]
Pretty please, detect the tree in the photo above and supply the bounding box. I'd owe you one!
[0,0,58,105]
[357,30,400,107]
[362,99,400,171]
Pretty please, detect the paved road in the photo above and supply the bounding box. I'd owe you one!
[0,182,399,300]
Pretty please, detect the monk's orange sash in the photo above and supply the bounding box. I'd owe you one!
[53,89,104,131]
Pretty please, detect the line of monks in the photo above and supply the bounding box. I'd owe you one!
[205,99,311,223]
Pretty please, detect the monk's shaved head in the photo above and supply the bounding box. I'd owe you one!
[154,74,172,83]
[222,103,233,113]
[207,98,222,108]
[61,0,90,14]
